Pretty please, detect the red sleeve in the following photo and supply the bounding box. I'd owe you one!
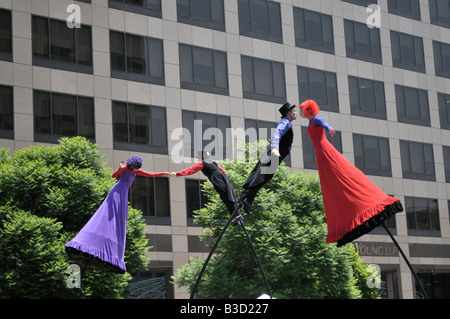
[217,164,227,174]
[176,162,204,176]
[136,169,165,178]
[112,167,127,178]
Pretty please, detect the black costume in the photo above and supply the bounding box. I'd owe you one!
[239,103,295,211]
[176,155,237,214]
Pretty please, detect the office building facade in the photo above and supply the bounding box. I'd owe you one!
[1,0,449,298]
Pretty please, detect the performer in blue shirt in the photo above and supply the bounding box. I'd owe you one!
[239,102,297,213]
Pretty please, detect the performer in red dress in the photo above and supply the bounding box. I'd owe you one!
[299,100,403,246]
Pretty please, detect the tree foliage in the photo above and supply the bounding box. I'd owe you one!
[0,137,150,298]
[173,141,380,299]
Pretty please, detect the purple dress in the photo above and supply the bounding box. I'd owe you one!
[65,170,136,274]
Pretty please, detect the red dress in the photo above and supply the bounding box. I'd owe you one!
[307,117,403,246]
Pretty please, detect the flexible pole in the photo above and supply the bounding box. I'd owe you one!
[238,218,273,299]
[189,206,240,299]
[380,220,429,299]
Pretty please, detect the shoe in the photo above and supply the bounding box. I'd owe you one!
[238,198,253,214]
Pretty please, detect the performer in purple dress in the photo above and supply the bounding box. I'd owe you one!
[65,156,168,273]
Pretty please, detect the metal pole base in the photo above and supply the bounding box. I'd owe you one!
[190,205,272,299]
[380,220,429,299]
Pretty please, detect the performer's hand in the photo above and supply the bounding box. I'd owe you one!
[163,172,171,177]
[271,148,281,157]
[329,128,336,137]
[169,172,177,177]
[119,161,126,169]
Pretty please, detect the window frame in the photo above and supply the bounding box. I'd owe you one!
[33,90,95,144]
[112,100,168,155]
[293,7,334,54]
[181,110,231,160]
[400,140,436,181]
[348,75,387,119]
[344,19,382,64]
[433,40,450,79]
[128,175,171,225]
[390,30,425,73]
[108,0,162,18]
[110,30,165,85]
[32,15,93,74]
[179,43,229,95]
[387,0,421,20]
[177,0,225,31]
[405,196,441,237]
[353,133,392,177]
[237,0,283,44]
[241,55,286,103]
[298,66,339,113]
[429,0,450,29]
[395,84,430,127]
[0,85,13,140]
[0,9,12,62]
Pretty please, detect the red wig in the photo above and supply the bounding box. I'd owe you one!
[299,99,320,116]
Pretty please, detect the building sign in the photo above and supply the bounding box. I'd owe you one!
[354,242,398,257]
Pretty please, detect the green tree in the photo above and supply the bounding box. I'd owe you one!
[0,137,150,298]
[173,142,380,299]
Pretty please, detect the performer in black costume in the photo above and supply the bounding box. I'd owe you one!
[238,102,297,213]
[170,151,237,214]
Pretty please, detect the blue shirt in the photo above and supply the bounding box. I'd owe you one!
[270,117,293,149]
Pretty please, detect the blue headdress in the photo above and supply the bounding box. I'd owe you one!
[126,155,143,169]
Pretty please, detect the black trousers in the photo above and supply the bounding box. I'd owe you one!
[240,147,288,205]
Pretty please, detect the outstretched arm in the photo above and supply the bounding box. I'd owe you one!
[112,161,128,178]
[314,116,336,136]
[136,169,168,178]
[174,162,204,177]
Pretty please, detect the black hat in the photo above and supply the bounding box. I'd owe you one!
[279,102,296,117]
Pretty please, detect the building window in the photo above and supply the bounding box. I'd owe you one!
[181,110,231,160]
[344,19,382,64]
[179,44,228,95]
[405,196,440,237]
[0,9,12,62]
[430,0,450,28]
[400,140,435,181]
[348,76,386,120]
[177,0,225,31]
[302,126,342,170]
[110,31,164,85]
[238,0,282,43]
[298,66,339,113]
[343,0,377,6]
[241,55,286,103]
[418,273,450,299]
[433,40,450,78]
[32,16,92,74]
[387,0,421,20]
[293,7,334,54]
[112,101,167,154]
[353,134,391,177]
[437,93,450,129]
[245,118,291,166]
[0,85,13,140]
[109,0,162,18]
[390,30,425,73]
[395,85,430,126]
[33,90,95,144]
[129,176,170,225]
[186,179,209,225]
[443,146,450,183]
